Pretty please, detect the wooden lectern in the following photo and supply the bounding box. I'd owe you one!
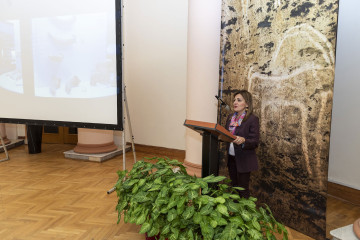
[184,119,236,177]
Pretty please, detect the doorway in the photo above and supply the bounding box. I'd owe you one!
[42,126,78,144]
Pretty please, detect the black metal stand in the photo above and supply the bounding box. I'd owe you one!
[201,132,219,177]
[27,125,43,154]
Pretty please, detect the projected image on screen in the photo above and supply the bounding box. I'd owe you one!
[0,20,23,94]
[0,0,120,128]
[32,13,116,98]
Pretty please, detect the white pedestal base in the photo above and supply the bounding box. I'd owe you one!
[330,224,358,240]
[64,145,131,162]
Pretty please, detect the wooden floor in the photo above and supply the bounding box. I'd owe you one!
[0,144,359,240]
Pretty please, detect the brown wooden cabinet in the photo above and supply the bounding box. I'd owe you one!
[42,126,78,144]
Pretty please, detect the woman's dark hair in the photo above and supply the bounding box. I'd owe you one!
[233,90,253,122]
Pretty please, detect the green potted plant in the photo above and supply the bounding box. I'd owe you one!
[115,157,288,240]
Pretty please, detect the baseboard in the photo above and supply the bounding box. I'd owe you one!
[128,143,185,160]
[327,181,360,206]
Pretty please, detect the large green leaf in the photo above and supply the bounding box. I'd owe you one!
[160,208,168,214]
[133,192,151,203]
[138,178,146,187]
[187,190,198,200]
[214,196,225,204]
[216,204,229,217]
[210,219,217,228]
[202,175,226,183]
[229,194,241,200]
[215,216,228,226]
[139,222,152,234]
[202,187,210,194]
[151,209,160,220]
[221,223,237,240]
[159,186,170,198]
[193,212,202,224]
[178,233,187,240]
[173,179,183,186]
[167,194,178,209]
[183,205,195,220]
[147,224,160,237]
[124,211,130,223]
[187,229,194,240]
[148,184,162,192]
[248,229,262,240]
[167,209,178,222]
[200,221,214,239]
[198,195,210,205]
[155,197,167,207]
[155,168,170,176]
[189,183,201,190]
[161,224,171,235]
[200,204,213,216]
[240,210,251,222]
[173,185,188,193]
[226,201,240,213]
[123,179,138,189]
[131,184,139,194]
[170,228,180,240]
[240,199,257,209]
[176,196,187,209]
[142,182,153,191]
[168,159,181,165]
[177,205,185,215]
[154,176,162,184]
[252,217,261,231]
[116,200,128,212]
[229,216,244,226]
[135,213,147,225]
[195,179,208,189]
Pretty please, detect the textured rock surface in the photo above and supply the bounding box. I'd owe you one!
[219,1,338,239]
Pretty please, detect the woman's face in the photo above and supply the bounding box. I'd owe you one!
[233,93,248,114]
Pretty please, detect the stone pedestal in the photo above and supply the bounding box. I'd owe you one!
[330,223,359,240]
[73,128,117,154]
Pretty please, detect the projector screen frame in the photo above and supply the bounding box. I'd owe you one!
[0,0,123,131]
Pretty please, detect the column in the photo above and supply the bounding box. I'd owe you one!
[184,0,222,176]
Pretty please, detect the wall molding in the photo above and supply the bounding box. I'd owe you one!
[327,181,360,206]
[129,143,185,160]
[130,143,203,176]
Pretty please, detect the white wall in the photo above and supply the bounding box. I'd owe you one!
[328,0,360,190]
[122,0,188,150]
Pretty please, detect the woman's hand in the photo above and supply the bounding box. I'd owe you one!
[233,136,245,145]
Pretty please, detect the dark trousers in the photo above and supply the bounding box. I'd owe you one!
[228,155,251,198]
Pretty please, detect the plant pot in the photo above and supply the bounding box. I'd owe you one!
[145,233,167,240]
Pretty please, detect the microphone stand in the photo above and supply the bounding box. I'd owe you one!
[215,95,229,125]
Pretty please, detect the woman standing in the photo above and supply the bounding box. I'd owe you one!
[225,90,260,198]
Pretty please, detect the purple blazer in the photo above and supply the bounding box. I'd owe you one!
[225,113,260,173]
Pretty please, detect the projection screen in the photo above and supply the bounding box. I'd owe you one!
[0,0,122,130]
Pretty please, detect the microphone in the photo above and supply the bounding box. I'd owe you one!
[215,95,231,111]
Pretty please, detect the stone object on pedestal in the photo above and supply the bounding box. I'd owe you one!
[330,223,359,240]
